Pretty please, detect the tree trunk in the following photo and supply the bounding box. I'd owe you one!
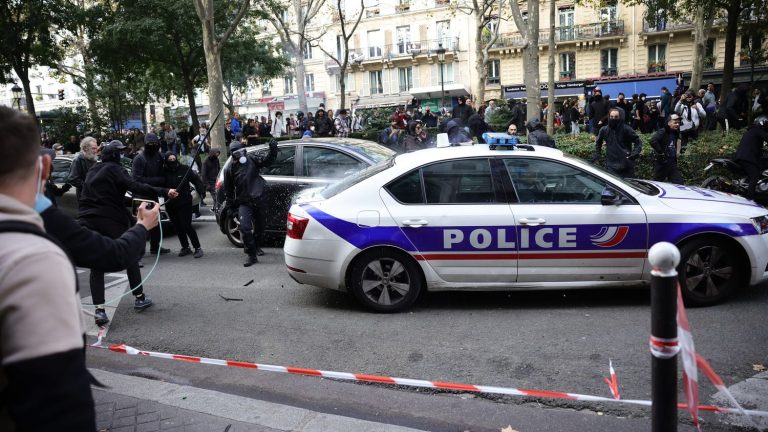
[475,17,487,104]
[690,6,713,91]
[339,75,346,111]
[546,0,555,135]
[295,49,309,113]
[524,1,541,123]
[19,73,37,120]
[720,0,741,99]
[185,80,200,133]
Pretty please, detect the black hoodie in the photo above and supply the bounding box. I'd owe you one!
[162,154,206,209]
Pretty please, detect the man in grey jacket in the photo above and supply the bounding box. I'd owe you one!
[0,106,95,430]
[66,136,99,201]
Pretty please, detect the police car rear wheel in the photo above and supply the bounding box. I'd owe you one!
[225,213,243,248]
[349,250,422,312]
[678,238,740,306]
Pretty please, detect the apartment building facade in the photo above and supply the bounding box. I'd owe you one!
[245,0,766,116]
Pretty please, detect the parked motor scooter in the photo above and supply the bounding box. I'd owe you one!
[701,158,768,204]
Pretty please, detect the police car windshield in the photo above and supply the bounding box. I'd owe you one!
[321,158,395,199]
[563,155,658,195]
[335,141,397,163]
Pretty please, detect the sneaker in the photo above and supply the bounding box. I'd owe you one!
[138,259,145,268]
[243,255,258,267]
[150,247,171,255]
[134,295,154,311]
[178,247,192,257]
[94,308,109,326]
[193,248,204,259]
[256,248,265,256]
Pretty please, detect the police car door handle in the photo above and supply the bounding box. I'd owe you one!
[402,219,429,228]
[519,218,546,226]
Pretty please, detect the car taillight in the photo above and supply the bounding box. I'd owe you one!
[286,213,309,239]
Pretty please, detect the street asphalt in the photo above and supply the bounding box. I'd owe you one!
[82,208,768,431]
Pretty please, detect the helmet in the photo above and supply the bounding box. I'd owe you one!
[526,118,543,132]
[756,115,768,130]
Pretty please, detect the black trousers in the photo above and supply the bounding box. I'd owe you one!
[81,217,143,306]
[167,203,200,250]
[238,196,266,257]
[653,160,684,184]
[608,160,636,179]
[680,128,697,154]
[741,160,761,198]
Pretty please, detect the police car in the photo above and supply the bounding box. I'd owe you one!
[283,143,768,312]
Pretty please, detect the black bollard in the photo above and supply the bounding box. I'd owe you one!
[648,242,680,432]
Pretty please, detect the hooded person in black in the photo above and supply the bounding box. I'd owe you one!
[593,108,643,178]
[451,96,474,125]
[201,148,221,205]
[132,132,168,254]
[525,118,556,148]
[443,119,473,145]
[78,140,178,326]
[734,117,768,198]
[649,114,684,184]
[223,139,278,266]
[163,152,206,258]
[401,120,427,152]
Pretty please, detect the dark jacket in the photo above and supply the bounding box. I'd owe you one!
[616,100,633,123]
[162,156,206,209]
[66,153,96,200]
[734,125,768,165]
[445,120,472,145]
[223,144,277,205]
[422,111,438,128]
[451,103,474,125]
[202,155,221,187]
[401,122,426,152]
[314,111,334,137]
[131,149,165,200]
[594,124,643,172]
[42,205,148,272]
[78,161,168,228]
[527,129,556,148]
[649,127,681,163]
[467,113,489,143]
[589,98,610,126]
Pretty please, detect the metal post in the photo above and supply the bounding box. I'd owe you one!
[439,62,445,112]
[648,242,680,432]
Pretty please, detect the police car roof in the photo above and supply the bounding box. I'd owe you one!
[394,144,564,167]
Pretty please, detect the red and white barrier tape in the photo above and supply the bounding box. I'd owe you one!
[90,342,768,419]
[649,336,680,359]
[603,359,620,400]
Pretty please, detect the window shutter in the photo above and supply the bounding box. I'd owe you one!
[383,68,391,94]
[413,65,420,88]
[363,72,369,96]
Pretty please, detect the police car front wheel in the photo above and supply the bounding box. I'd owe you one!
[349,250,422,313]
[677,237,743,307]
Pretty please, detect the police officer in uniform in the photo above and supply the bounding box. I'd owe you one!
[78,140,178,326]
[223,139,277,266]
[650,114,684,184]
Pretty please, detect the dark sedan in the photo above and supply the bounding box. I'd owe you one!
[214,137,395,247]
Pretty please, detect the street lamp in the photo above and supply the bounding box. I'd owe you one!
[11,83,22,111]
[436,43,446,113]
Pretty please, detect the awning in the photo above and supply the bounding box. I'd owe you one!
[354,95,411,109]
[592,76,677,99]
[408,83,470,99]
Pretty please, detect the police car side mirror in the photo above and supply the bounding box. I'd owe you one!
[601,187,623,206]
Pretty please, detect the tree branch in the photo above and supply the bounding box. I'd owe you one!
[217,0,251,47]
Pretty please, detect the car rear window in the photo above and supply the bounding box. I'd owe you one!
[320,158,394,199]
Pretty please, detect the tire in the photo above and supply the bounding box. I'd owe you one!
[701,175,733,193]
[348,249,423,312]
[677,237,742,306]
[225,213,243,248]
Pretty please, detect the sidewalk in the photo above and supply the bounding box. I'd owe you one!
[92,369,424,432]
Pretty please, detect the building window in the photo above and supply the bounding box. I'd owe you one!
[435,62,454,84]
[398,67,413,92]
[436,20,451,49]
[36,85,42,95]
[558,7,575,41]
[284,76,294,94]
[396,26,411,54]
[560,52,576,79]
[336,35,345,60]
[648,44,666,72]
[281,9,289,22]
[740,33,763,66]
[305,74,315,92]
[303,41,313,60]
[369,71,383,94]
[600,0,618,34]
[487,60,500,84]
[600,48,618,76]
[705,38,716,69]
[368,30,382,58]
[332,73,354,94]
[262,80,272,96]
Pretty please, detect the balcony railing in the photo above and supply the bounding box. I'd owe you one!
[486,76,500,85]
[559,70,575,79]
[493,20,624,48]
[600,67,618,77]
[347,37,460,63]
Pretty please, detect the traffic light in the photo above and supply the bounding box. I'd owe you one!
[58,89,64,100]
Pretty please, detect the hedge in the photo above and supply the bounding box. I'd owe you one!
[241,128,745,187]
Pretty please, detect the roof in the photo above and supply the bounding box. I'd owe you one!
[394,143,564,168]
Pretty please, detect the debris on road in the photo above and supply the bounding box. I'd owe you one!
[218,294,244,302]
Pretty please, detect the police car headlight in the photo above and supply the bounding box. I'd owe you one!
[751,215,768,234]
